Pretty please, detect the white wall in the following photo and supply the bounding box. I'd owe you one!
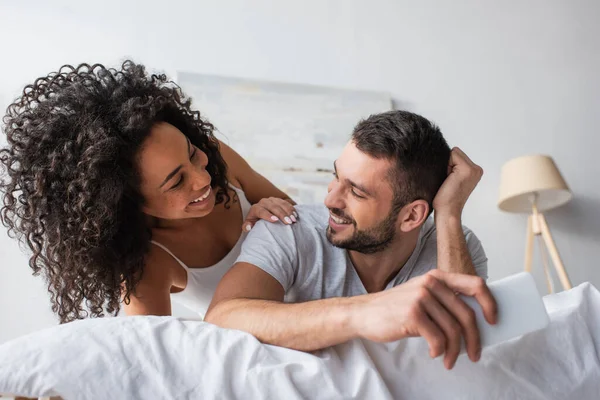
[1,0,599,343]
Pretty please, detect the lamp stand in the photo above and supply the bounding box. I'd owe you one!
[524,203,572,293]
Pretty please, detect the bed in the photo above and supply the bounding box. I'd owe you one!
[1,283,599,399]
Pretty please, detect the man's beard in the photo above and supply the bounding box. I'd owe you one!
[326,207,399,254]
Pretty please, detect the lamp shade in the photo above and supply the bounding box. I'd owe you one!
[498,155,572,213]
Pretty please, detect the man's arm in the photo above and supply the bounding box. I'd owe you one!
[205,266,497,370]
[205,263,358,351]
[433,147,484,276]
[435,214,478,275]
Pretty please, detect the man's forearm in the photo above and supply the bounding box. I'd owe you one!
[205,296,363,351]
[435,213,476,275]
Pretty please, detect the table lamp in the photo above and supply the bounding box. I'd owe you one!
[498,155,573,293]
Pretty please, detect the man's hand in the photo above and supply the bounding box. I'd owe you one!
[208,267,495,368]
[353,269,497,369]
[433,147,483,218]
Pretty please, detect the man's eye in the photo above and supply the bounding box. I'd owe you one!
[351,189,365,199]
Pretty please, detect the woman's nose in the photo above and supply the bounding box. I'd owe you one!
[191,169,211,191]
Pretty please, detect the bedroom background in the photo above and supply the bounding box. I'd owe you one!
[0,0,598,344]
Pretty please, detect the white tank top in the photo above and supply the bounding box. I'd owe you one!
[150,185,252,318]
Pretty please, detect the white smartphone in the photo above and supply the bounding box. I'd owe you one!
[459,272,550,352]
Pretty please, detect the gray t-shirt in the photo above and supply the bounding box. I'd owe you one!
[237,204,487,302]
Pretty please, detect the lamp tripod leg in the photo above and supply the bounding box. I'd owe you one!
[537,234,555,293]
[538,214,572,291]
[525,215,534,273]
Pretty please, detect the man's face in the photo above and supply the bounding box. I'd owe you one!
[324,141,400,254]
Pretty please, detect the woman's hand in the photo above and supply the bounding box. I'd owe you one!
[243,198,298,232]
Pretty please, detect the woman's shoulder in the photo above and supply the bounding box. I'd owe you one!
[120,241,181,316]
[216,140,244,187]
[138,241,180,288]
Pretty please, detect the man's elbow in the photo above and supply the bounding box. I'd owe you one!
[204,300,231,325]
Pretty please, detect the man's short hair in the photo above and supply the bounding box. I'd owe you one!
[351,110,451,213]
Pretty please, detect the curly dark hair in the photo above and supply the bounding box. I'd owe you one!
[0,60,231,323]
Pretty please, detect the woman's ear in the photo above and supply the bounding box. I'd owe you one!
[397,200,430,233]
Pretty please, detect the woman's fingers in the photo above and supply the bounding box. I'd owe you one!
[242,205,274,231]
[259,199,297,224]
[242,198,299,230]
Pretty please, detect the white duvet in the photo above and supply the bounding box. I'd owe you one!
[1,283,599,399]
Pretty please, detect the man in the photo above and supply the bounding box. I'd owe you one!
[205,111,497,370]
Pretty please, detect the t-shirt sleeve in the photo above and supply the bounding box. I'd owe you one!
[464,227,488,280]
[235,220,298,291]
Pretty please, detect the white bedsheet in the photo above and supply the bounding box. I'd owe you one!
[1,283,599,399]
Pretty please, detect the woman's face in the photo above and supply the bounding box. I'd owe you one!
[137,122,217,221]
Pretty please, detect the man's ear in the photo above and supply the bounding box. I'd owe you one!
[397,200,430,233]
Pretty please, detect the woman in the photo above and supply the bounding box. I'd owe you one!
[0,61,297,322]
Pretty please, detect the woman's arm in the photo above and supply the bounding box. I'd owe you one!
[121,244,176,316]
[218,141,295,205]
